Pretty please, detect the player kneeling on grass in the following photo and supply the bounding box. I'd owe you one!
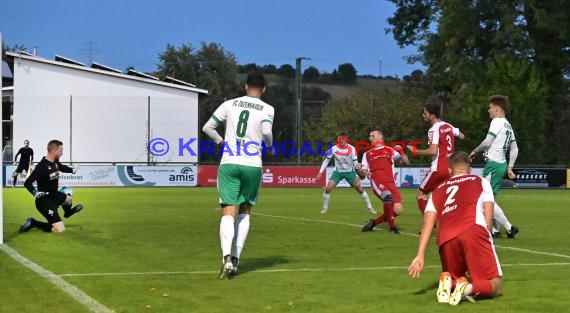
[408,151,502,305]
[19,139,83,234]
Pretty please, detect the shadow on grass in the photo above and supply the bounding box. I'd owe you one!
[411,281,438,296]
[239,255,291,275]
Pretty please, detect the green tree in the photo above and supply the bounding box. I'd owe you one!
[302,66,320,83]
[337,63,357,84]
[261,64,277,74]
[386,0,570,164]
[276,64,295,79]
[304,88,427,163]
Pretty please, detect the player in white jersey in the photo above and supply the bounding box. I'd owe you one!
[202,72,274,279]
[316,132,376,214]
[469,95,519,239]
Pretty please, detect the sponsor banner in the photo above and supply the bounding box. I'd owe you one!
[197,165,325,187]
[513,168,567,188]
[197,165,218,187]
[116,165,197,187]
[567,169,570,189]
[262,166,325,187]
[5,165,117,187]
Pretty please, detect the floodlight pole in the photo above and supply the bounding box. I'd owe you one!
[296,57,310,165]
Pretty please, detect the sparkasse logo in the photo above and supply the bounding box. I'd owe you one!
[169,167,195,182]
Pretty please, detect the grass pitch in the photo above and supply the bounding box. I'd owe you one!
[2,187,570,313]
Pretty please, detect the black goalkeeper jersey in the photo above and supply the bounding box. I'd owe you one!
[15,147,34,164]
[24,157,74,195]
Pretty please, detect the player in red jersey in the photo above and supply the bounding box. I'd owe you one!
[407,102,464,215]
[357,129,409,234]
[408,151,502,305]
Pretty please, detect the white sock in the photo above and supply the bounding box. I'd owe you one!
[219,215,235,259]
[360,191,373,210]
[493,203,512,231]
[323,192,331,210]
[232,214,250,259]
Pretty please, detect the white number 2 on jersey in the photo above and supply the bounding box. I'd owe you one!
[444,185,459,206]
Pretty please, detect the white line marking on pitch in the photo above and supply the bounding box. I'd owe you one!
[254,213,570,260]
[0,244,113,313]
[58,262,570,277]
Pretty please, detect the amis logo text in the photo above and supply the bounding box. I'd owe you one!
[169,167,195,182]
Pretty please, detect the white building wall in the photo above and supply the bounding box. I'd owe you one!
[12,57,200,163]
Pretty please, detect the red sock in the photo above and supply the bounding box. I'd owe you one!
[374,214,385,225]
[384,202,396,228]
[471,280,493,298]
[417,198,428,214]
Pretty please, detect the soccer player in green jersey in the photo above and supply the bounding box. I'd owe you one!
[202,72,274,279]
[316,132,376,215]
[469,95,519,238]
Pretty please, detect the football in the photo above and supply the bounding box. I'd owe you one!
[59,186,73,197]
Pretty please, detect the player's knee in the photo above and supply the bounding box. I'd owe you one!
[394,203,404,215]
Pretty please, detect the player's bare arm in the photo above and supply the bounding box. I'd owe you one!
[408,211,437,278]
[408,143,438,156]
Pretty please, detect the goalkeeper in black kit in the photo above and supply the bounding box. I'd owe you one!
[19,140,84,234]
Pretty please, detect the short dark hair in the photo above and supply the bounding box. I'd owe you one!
[424,102,441,118]
[488,95,509,112]
[449,151,471,168]
[337,131,348,138]
[47,139,63,152]
[370,128,383,136]
[246,72,266,88]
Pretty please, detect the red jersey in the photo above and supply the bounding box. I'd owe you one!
[425,174,494,246]
[427,121,460,172]
[362,146,401,183]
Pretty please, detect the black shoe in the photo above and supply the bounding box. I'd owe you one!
[230,256,239,276]
[389,227,400,234]
[361,219,376,232]
[492,231,502,238]
[19,217,35,233]
[507,226,519,239]
[218,255,233,280]
[64,204,84,218]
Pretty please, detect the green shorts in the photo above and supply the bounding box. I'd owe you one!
[217,164,262,206]
[483,161,507,195]
[330,170,357,186]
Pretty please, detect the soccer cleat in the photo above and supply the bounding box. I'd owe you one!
[389,227,400,235]
[320,208,328,214]
[437,272,452,303]
[361,219,376,232]
[449,277,469,305]
[230,256,239,276]
[507,225,519,239]
[218,255,233,280]
[368,208,378,214]
[19,217,35,233]
[64,204,84,218]
[492,231,502,238]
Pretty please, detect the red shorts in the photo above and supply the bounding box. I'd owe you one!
[419,170,450,193]
[439,225,502,282]
[370,180,402,204]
